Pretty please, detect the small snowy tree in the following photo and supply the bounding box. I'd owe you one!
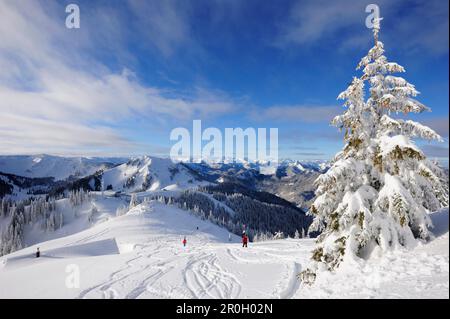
[294,229,300,239]
[0,207,24,256]
[115,204,128,217]
[273,231,284,240]
[88,206,99,223]
[0,198,11,218]
[301,19,448,282]
[129,193,139,210]
[101,175,105,198]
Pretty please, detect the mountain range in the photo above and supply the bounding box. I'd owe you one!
[0,154,329,210]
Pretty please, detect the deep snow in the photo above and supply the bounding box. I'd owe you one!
[0,198,447,299]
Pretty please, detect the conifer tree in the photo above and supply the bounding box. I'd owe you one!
[0,206,24,256]
[129,193,139,210]
[301,18,448,282]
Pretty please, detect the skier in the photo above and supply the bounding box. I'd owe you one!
[242,233,248,248]
[36,247,40,258]
[228,233,232,242]
[182,236,187,247]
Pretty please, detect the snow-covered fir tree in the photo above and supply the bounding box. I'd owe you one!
[129,193,139,209]
[273,231,284,240]
[88,206,99,223]
[1,198,10,218]
[69,188,90,207]
[115,204,128,217]
[0,206,24,256]
[301,19,448,283]
[0,190,91,256]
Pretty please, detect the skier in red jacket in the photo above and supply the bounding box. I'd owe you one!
[242,234,248,248]
[182,237,187,247]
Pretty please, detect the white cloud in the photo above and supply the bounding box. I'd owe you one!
[0,0,235,156]
[274,0,367,47]
[252,105,340,123]
[275,0,449,55]
[127,0,194,58]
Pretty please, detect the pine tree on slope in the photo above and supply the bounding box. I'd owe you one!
[0,206,24,256]
[301,19,448,283]
[129,193,139,210]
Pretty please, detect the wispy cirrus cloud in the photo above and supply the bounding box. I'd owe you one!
[251,105,340,123]
[274,0,366,47]
[0,0,236,156]
[274,0,449,55]
[0,0,447,160]
[127,0,195,58]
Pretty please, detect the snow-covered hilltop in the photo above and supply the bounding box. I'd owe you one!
[100,156,207,193]
[0,197,447,299]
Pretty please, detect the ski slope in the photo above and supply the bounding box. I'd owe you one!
[0,201,448,299]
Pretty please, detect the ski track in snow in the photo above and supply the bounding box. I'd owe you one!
[78,242,245,299]
[64,228,110,247]
[278,262,302,299]
[183,251,242,299]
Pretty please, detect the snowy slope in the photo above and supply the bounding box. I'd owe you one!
[0,200,447,299]
[297,208,449,299]
[0,155,125,180]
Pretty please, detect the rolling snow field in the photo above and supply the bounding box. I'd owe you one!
[0,196,448,299]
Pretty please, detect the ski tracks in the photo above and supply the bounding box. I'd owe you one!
[78,241,173,299]
[78,239,303,299]
[278,262,302,299]
[64,228,110,247]
[184,251,242,299]
[227,247,303,299]
[124,264,175,299]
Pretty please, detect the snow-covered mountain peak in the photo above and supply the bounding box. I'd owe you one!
[100,156,205,193]
[0,154,126,181]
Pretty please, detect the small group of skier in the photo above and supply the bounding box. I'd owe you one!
[181,227,249,248]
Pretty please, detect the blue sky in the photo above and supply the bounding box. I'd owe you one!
[0,0,448,163]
